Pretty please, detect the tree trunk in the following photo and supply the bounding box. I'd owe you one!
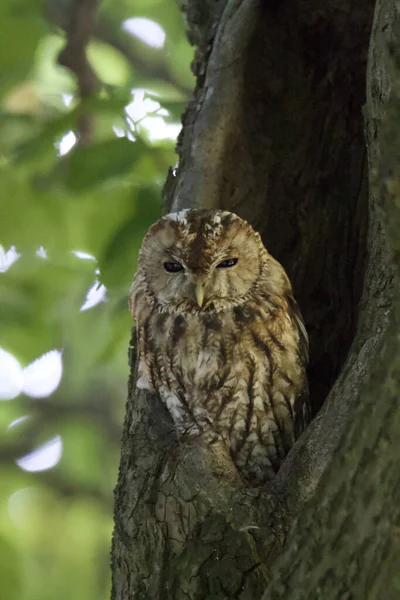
[111,0,400,598]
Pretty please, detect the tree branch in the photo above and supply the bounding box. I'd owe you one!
[57,0,99,146]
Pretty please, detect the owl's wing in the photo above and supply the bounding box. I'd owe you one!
[286,294,309,367]
[293,383,310,440]
[286,294,310,438]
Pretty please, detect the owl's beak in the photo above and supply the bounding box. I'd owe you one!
[195,282,205,307]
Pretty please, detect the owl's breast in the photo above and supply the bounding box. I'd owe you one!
[137,309,242,414]
[138,308,266,421]
[136,303,307,483]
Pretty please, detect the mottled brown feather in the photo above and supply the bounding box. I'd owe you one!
[130,209,309,485]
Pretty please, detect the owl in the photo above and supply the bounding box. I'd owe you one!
[129,209,309,485]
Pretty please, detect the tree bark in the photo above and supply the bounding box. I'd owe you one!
[111,0,400,597]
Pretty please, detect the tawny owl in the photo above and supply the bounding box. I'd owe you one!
[130,209,309,485]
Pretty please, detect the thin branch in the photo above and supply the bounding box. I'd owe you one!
[58,0,100,146]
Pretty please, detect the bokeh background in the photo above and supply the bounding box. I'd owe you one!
[0,1,193,598]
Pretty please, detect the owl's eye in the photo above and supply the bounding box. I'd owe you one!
[164,261,184,273]
[217,258,238,269]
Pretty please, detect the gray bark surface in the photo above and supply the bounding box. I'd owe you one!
[111,0,400,597]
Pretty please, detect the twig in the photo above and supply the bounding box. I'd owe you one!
[58,0,100,146]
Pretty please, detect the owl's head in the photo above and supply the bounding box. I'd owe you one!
[132,209,277,314]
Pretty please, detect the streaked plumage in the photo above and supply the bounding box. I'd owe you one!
[130,209,309,485]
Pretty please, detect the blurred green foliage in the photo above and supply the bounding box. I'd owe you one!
[0,0,193,598]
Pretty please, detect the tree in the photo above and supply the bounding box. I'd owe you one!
[111,0,400,597]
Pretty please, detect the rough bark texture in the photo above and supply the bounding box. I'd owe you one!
[112,0,400,597]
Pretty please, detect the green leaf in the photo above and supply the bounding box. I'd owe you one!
[0,536,22,600]
[82,88,133,115]
[12,112,75,163]
[99,186,161,289]
[64,138,145,191]
[34,33,75,109]
[166,38,195,91]
[87,41,132,87]
[132,79,189,101]
[0,0,46,79]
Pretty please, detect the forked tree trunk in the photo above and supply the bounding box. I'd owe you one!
[111,0,400,597]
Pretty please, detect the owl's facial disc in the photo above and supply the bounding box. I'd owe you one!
[139,209,263,312]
